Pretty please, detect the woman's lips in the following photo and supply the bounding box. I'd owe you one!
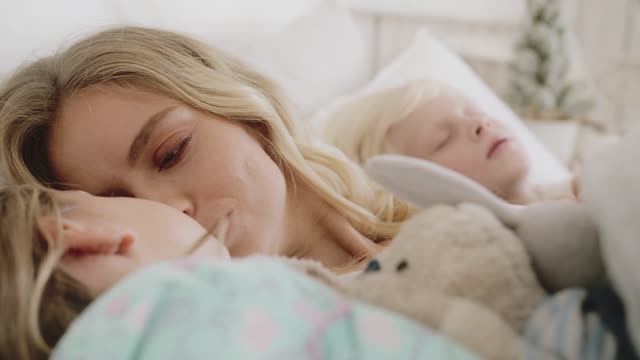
[487,138,510,159]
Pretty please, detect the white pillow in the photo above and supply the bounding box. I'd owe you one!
[223,5,371,117]
[314,30,570,184]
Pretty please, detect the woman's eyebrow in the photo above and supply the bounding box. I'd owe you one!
[128,105,178,166]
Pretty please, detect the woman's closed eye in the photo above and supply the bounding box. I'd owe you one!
[155,132,193,171]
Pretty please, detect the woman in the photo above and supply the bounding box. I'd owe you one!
[323,80,578,204]
[0,26,412,269]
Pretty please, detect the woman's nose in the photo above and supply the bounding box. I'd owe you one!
[167,198,195,218]
[132,185,195,217]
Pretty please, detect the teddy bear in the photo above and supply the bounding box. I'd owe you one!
[362,125,640,355]
[364,153,606,293]
[291,126,640,358]
[288,203,551,360]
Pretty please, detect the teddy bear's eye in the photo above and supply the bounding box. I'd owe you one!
[364,259,381,273]
[396,260,409,272]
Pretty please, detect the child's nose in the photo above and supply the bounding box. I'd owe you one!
[469,115,491,141]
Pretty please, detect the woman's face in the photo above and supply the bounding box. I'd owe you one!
[385,87,530,197]
[43,190,229,295]
[49,86,289,258]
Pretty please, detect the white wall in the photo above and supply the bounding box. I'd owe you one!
[347,0,525,24]
[569,0,640,133]
[0,0,323,79]
[348,0,640,133]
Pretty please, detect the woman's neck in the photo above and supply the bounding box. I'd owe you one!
[281,183,379,268]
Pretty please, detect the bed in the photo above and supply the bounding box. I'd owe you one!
[2,0,637,358]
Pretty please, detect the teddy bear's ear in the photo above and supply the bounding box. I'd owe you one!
[365,155,524,227]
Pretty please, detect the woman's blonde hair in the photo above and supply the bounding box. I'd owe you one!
[322,80,442,165]
[0,184,93,359]
[0,26,412,241]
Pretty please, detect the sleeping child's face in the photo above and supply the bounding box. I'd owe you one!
[39,190,230,295]
[385,85,530,199]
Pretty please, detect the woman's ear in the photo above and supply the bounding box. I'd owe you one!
[37,216,134,255]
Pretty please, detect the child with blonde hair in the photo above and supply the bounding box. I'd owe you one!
[323,79,578,204]
[0,184,232,359]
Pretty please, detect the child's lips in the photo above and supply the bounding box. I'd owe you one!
[487,138,510,159]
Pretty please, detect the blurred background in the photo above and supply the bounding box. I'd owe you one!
[1,0,638,170]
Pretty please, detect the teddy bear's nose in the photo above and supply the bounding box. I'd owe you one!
[365,259,381,273]
[396,260,409,272]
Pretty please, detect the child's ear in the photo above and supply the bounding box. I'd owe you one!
[37,216,134,254]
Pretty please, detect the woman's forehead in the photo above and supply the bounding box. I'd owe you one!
[60,86,176,122]
[51,89,166,189]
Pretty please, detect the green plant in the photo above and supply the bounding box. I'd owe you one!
[508,0,593,120]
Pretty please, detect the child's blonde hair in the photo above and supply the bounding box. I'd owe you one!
[0,184,93,360]
[0,26,412,241]
[322,80,442,165]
